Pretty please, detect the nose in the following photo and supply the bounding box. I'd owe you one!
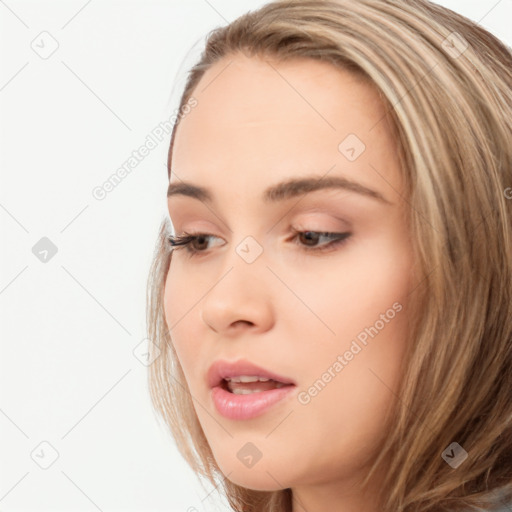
[200,254,275,336]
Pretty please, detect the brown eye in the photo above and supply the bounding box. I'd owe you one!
[189,235,209,251]
[298,231,322,246]
[168,230,351,258]
[167,233,224,256]
[291,229,352,252]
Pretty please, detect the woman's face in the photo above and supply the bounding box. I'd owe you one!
[164,54,416,494]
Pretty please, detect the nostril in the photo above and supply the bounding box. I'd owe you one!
[232,320,254,328]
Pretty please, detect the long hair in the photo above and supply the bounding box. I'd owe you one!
[146,1,512,510]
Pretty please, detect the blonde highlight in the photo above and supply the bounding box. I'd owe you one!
[147,1,512,510]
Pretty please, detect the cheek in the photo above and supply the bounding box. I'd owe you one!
[299,236,412,424]
[349,232,412,312]
[288,280,410,478]
[301,234,412,343]
[323,302,409,439]
[163,262,204,384]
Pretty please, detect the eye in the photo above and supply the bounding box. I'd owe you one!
[289,228,351,253]
[167,229,352,257]
[167,231,223,254]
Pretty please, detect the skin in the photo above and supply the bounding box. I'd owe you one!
[164,53,417,512]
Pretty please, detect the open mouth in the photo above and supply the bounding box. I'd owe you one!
[221,377,292,395]
[212,377,297,420]
[208,359,297,419]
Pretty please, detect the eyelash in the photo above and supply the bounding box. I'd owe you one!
[167,228,351,257]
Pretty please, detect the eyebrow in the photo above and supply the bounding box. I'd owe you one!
[167,175,390,205]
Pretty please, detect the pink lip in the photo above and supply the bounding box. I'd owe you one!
[211,385,296,420]
[207,359,297,421]
[207,359,296,389]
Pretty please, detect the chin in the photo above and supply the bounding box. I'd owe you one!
[215,459,289,491]
[226,473,286,492]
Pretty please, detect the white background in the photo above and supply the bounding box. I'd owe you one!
[0,1,510,511]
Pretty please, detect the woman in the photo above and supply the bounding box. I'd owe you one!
[146,1,512,510]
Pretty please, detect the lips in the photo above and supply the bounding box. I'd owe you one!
[208,359,297,420]
[207,359,296,389]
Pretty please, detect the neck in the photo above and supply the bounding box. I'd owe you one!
[290,464,386,512]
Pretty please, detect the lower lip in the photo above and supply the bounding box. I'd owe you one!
[211,384,296,420]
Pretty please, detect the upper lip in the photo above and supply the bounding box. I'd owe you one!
[207,359,296,388]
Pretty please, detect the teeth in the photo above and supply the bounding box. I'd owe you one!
[232,388,263,395]
[225,375,271,383]
[228,382,287,394]
[231,384,286,395]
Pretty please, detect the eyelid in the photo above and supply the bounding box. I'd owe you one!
[170,206,353,231]
[167,228,352,257]
[169,212,352,248]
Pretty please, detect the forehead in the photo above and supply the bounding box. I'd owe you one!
[170,53,399,198]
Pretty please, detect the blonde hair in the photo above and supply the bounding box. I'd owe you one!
[146,1,512,510]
